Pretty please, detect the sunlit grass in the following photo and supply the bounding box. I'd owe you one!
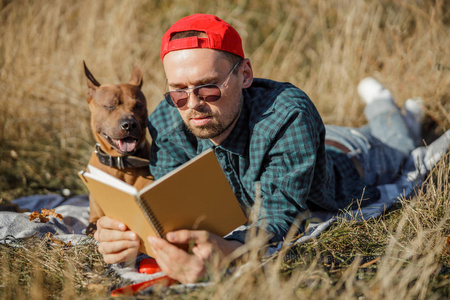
[0,0,449,298]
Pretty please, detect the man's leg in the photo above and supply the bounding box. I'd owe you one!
[358,77,415,155]
[355,77,421,185]
[325,78,424,186]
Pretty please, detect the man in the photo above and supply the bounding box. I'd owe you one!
[94,14,420,283]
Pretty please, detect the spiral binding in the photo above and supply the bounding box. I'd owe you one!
[137,198,165,238]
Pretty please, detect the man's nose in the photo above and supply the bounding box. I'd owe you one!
[186,92,205,110]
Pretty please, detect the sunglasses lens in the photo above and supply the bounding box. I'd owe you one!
[165,84,222,108]
[194,85,221,102]
[165,91,188,108]
[175,98,188,108]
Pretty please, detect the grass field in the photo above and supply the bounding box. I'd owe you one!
[0,0,449,298]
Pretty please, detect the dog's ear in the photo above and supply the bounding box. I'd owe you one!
[83,61,101,103]
[129,64,143,89]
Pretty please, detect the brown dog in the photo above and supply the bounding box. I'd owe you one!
[83,62,154,225]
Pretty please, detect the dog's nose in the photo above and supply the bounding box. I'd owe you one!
[120,119,138,131]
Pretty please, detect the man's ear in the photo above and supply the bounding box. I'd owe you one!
[83,61,101,103]
[241,59,253,88]
[129,64,143,89]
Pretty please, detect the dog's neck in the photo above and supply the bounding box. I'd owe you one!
[94,142,149,169]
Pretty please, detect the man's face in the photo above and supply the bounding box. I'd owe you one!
[163,49,247,145]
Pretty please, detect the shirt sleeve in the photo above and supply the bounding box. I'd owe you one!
[147,101,198,179]
[261,111,325,243]
[226,88,330,244]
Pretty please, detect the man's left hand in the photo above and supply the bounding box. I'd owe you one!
[148,230,242,283]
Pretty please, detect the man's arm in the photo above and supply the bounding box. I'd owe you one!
[259,111,325,241]
[148,100,199,179]
[227,89,329,244]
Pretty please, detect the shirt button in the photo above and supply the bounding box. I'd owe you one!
[225,166,232,173]
[235,192,242,198]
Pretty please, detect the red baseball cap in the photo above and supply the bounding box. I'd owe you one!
[160,14,244,61]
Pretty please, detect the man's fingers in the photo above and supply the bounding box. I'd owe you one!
[92,216,140,265]
[149,236,199,270]
[98,239,140,256]
[148,236,206,283]
[148,237,184,274]
[97,216,127,231]
[191,244,214,260]
[95,216,129,242]
[166,230,210,245]
[102,247,140,264]
[98,238,140,264]
[147,231,243,283]
[97,228,138,243]
[150,236,185,257]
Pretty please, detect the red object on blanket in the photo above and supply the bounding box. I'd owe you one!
[110,258,177,296]
[139,258,162,274]
[110,276,177,296]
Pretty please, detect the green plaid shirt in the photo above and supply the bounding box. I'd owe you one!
[148,79,380,243]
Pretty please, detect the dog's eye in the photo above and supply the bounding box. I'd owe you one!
[135,102,145,109]
[103,105,116,111]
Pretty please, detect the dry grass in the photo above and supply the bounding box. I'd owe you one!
[0,0,449,298]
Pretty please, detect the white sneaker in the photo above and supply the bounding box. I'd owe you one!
[357,77,394,105]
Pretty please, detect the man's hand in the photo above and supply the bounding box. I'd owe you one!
[94,216,140,264]
[148,230,242,284]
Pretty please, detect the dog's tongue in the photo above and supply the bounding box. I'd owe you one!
[116,138,136,153]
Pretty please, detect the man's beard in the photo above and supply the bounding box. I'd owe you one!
[182,102,242,140]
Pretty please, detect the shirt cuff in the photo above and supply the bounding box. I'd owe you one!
[224,225,282,244]
[223,225,248,244]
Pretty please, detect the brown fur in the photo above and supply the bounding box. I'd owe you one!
[83,62,154,224]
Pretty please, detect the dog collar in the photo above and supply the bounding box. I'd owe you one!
[94,143,150,169]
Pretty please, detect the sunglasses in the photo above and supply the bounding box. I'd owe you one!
[164,61,241,109]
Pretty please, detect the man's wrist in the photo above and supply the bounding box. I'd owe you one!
[223,239,243,255]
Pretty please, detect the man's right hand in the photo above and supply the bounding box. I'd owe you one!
[94,216,140,264]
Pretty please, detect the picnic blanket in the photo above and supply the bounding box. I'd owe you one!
[1,130,449,285]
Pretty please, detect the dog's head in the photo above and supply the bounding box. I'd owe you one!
[84,61,148,156]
